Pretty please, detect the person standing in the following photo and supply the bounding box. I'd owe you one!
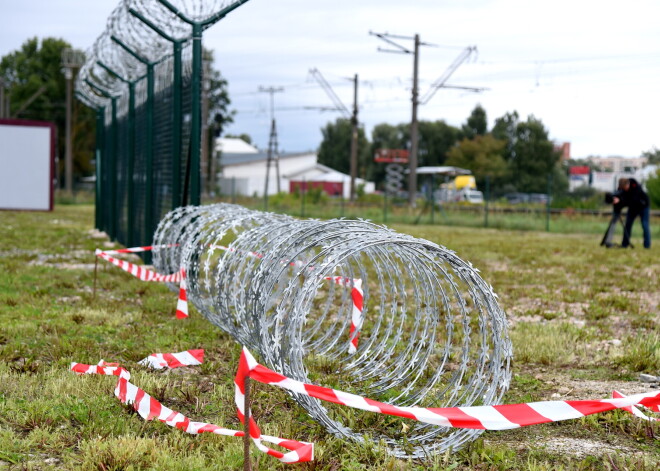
[614,178,651,249]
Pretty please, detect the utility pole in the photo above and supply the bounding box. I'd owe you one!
[369,31,429,207]
[410,35,420,208]
[308,68,360,201]
[349,74,359,201]
[61,49,85,194]
[259,85,283,208]
[370,33,480,207]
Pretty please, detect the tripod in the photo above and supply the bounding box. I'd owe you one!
[600,211,634,248]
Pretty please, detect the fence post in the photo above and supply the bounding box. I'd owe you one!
[189,22,203,206]
[484,175,490,228]
[546,173,552,232]
[301,178,306,218]
[109,97,118,241]
[172,41,183,208]
[94,107,105,231]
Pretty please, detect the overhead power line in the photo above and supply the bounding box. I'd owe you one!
[308,68,360,201]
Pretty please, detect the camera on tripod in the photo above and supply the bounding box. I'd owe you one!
[604,190,622,205]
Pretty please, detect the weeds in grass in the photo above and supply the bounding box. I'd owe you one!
[0,205,658,470]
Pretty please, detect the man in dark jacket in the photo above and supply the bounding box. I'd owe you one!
[613,178,651,249]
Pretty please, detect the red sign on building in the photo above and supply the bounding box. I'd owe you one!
[569,166,590,175]
[374,148,409,163]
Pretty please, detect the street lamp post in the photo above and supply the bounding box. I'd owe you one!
[61,49,85,194]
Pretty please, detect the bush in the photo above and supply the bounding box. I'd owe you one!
[646,168,660,209]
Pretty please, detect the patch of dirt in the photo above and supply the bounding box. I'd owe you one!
[540,437,641,459]
[530,371,657,400]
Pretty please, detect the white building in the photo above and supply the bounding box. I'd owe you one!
[284,163,375,199]
[216,138,373,198]
[587,156,647,173]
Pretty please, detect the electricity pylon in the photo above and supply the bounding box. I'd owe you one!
[258,85,283,209]
[308,68,359,201]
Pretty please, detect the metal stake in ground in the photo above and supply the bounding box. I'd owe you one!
[243,376,252,471]
[93,256,98,299]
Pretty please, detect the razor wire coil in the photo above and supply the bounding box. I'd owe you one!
[152,203,512,458]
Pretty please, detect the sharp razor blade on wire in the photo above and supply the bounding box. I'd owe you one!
[93,203,660,460]
[139,203,511,458]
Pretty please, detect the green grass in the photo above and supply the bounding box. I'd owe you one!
[0,205,658,470]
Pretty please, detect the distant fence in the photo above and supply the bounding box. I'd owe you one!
[220,194,660,236]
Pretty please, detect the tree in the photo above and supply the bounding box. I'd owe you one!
[461,104,488,140]
[445,135,507,188]
[646,168,660,209]
[224,133,252,145]
[492,111,519,162]
[317,118,370,177]
[417,120,460,167]
[642,147,660,165]
[367,123,408,187]
[203,49,233,138]
[0,37,96,183]
[491,111,567,194]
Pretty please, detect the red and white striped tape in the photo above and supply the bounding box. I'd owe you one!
[70,353,313,463]
[612,390,660,421]
[325,276,364,353]
[238,347,660,433]
[95,246,188,318]
[138,348,204,370]
[235,350,314,463]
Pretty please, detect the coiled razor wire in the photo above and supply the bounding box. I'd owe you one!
[151,204,512,458]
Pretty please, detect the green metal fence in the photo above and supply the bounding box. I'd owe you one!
[75,0,250,249]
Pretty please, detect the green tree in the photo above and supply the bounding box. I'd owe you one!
[642,147,660,165]
[224,133,252,145]
[417,120,460,167]
[0,37,96,182]
[646,168,660,208]
[317,118,370,177]
[445,134,507,188]
[492,111,519,162]
[461,104,488,140]
[492,111,567,194]
[367,123,408,187]
[203,49,233,138]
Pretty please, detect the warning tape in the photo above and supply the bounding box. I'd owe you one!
[138,349,204,370]
[71,347,658,465]
[238,347,660,431]
[70,354,313,463]
[325,276,364,353]
[97,244,364,349]
[95,247,188,319]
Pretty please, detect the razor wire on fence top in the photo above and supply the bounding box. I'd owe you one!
[148,203,513,458]
[76,0,251,249]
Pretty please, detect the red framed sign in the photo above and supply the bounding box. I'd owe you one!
[374,148,409,164]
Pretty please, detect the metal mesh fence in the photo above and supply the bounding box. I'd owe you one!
[75,0,250,248]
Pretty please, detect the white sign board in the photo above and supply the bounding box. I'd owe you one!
[0,119,55,211]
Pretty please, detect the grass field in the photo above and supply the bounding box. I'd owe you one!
[0,205,658,470]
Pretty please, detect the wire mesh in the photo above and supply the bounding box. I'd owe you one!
[75,0,247,246]
[152,204,513,458]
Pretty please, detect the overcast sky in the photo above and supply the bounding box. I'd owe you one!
[1,0,659,158]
